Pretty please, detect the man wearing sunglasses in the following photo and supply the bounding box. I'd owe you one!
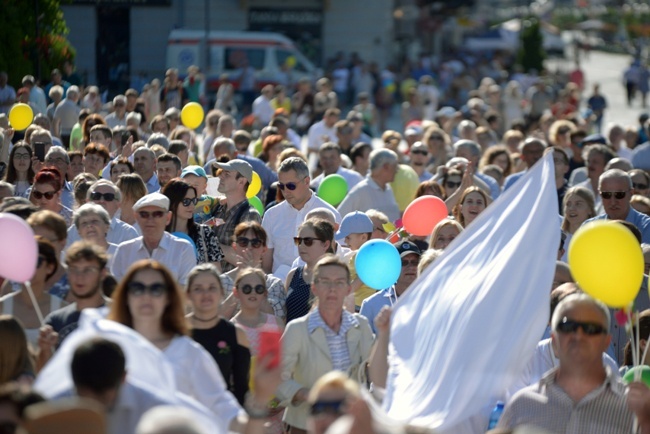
[498,293,650,433]
[408,141,434,183]
[66,180,138,247]
[111,193,196,284]
[584,169,650,244]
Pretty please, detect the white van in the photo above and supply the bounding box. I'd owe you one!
[166,30,319,91]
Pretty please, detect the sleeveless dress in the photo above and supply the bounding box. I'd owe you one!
[285,266,312,324]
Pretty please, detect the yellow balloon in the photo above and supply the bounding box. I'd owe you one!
[568,221,644,308]
[246,171,262,198]
[180,102,204,129]
[285,56,297,68]
[389,164,420,211]
[9,103,33,131]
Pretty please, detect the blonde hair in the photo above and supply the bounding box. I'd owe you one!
[418,249,444,276]
[428,218,463,247]
[307,371,360,404]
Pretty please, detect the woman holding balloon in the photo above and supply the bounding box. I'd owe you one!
[4,142,35,198]
[560,186,596,262]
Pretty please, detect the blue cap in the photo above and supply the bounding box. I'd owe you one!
[181,165,207,179]
[335,211,373,241]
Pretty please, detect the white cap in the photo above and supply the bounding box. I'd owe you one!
[133,193,170,212]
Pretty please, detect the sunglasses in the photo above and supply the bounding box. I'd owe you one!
[633,183,649,190]
[310,400,345,416]
[182,197,199,207]
[445,181,461,189]
[294,237,322,247]
[411,150,428,156]
[239,284,266,295]
[401,259,419,267]
[236,237,263,248]
[137,210,166,219]
[600,191,627,200]
[127,282,166,297]
[32,190,57,200]
[556,317,607,335]
[90,191,116,201]
[277,177,306,191]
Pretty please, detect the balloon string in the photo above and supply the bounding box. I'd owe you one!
[629,310,638,375]
[25,281,45,327]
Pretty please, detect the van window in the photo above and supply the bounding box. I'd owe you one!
[224,48,265,71]
[276,49,308,73]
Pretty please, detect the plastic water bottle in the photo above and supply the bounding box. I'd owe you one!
[487,401,505,430]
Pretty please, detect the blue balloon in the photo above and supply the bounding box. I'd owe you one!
[171,232,198,255]
[355,239,402,290]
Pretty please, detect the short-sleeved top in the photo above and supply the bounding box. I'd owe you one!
[192,224,225,264]
[44,302,108,347]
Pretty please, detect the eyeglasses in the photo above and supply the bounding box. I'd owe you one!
[79,219,104,229]
[181,197,199,207]
[37,255,47,268]
[310,400,345,416]
[90,191,116,201]
[401,259,420,267]
[633,183,649,190]
[294,237,322,247]
[556,317,607,335]
[127,282,166,297]
[315,279,348,289]
[277,177,306,191]
[411,150,428,156]
[14,153,31,160]
[32,190,57,200]
[445,181,461,189]
[236,237,263,248]
[137,210,166,219]
[600,191,627,200]
[68,266,100,276]
[239,284,266,295]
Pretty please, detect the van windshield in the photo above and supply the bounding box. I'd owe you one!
[276,49,309,73]
[224,48,265,70]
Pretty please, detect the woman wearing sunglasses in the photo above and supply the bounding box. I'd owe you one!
[560,186,596,262]
[0,237,64,347]
[107,259,244,431]
[30,168,73,226]
[285,219,334,324]
[220,222,286,321]
[231,267,285,434]
[186,263,251,406]
[3,142,35,198]
[162,178,224,268]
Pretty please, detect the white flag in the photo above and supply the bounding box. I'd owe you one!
[383,152,560,433]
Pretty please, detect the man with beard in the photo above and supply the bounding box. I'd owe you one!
[38,241,110,363]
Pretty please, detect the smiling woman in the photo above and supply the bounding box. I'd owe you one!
[452,186,489,228]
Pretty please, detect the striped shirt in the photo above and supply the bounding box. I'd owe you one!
[307,308,358,372]
[498,367,634,433]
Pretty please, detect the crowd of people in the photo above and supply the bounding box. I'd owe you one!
[0,48,650,434]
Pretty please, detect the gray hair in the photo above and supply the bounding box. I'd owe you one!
[135,406,208,434]
[45,146,70,164]
[48,85,63,99]
[604,157,633,172]
[551,293,610,333]
[213,137,236,156]
[453,139,481,157]
[113,95,127,106]
[305,207,337,224]
[369,148,398,172]
[598,168,633,190]
[0,180,15,195]
[134,146,156,160]
[88,179,121,202]
[73,203,111,229]
[66,85,80,98]
[458,120,477,132]
[279,156,309,179]
[147,133,169,150]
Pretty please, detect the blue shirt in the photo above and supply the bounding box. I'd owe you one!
[584,207,650,244]
[476,172,500,199]
[359,287,396,334]
[632,142,650,171]
[145,173,160,194]
[503,171,526,192]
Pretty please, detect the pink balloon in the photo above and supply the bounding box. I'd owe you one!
[402,196,448,236]
[0,213,37,282]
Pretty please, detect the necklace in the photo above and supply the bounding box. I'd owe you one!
[191,312,220,323]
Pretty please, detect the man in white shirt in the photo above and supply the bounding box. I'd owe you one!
[307,108,340,155]
[104,95,128,129]
[111,193,196,284]
[22,75,48,115]
[310,142,363,191]
[338,148,401,222]
[53,86,81,149]
[66,180,138,247]
[252,85,274,126]
[262,157,340,280]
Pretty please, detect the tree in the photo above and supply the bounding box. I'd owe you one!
[0,0,75,88]
[516,17,546,73]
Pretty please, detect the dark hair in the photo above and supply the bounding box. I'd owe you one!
[5,142,35,184]
[624,309,650,366]
[0,383,44,418]
[298,218,334,254]
[67,150,83,162]
[415,180,445,200]
[110,157,135,176]
[233,221,267,245]
[0,316,34,385]
[162,178,198,239]
[84,143,110,164]
[107,259,189,336]
[618,220,643,244]
[71,338,126,393]
[350,142,372,165]
[157,153,182,171]
[89,124,113,141]
[82,114,108,143]
[65,240,108,269]
[36,236,59,279]
[168,140,189,156]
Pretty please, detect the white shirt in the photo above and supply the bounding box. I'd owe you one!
[111,232,197,284]
[307,120,337,153]
[252,95,273,125]
[310,166,364,191]
[53,98,81,135]
[104,112,127,129]
[67,216,139,248]
[30,86,48,115]
[262,192,341,274]
[337,176,401,222]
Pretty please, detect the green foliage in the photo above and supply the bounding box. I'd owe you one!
[517,17,546,73]
[0,0,73,87]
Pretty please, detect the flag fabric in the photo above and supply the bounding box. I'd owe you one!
[383,152,560,433]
